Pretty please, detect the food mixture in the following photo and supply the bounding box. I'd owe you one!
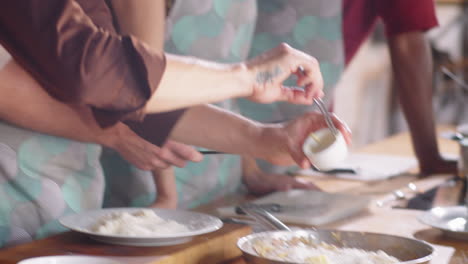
[252,236,400,264]
[91,209,189,236]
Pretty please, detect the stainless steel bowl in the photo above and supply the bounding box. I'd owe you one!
[237,229,434,264]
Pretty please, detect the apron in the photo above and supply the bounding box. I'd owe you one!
[103,0,344,209]
[0,123,103,247]
[238,0,344,174]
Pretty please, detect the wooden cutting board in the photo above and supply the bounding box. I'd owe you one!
[0,223,251,264]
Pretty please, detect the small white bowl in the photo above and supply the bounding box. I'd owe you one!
[302,128,348,170]
[17,256,122,264]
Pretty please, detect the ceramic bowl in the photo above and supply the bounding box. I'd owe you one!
[302,128,348,170]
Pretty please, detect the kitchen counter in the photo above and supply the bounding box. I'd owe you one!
[0,127,466,264]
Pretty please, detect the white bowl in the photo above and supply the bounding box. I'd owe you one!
[17,256,122,264]
[302,128,348,170]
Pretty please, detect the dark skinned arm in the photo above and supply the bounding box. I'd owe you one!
[388,31,457,176]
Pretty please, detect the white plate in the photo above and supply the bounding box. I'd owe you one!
[59,208,223,246]
[18,256,122,264]
[418,206,468,240]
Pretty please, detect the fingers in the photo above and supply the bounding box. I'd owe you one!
[143,156,170,170]
[292,52,323,99]
[248,43,324,105]
[165,140,203,162]
[330,114,352,145]
[287,88,322,105]
[290,148,311,169]
[159,140,203,168]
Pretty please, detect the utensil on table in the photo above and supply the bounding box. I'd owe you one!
[237,204,291,231]
[311,167,357,174]
[313,98,339,136]
[236,203,434,264]
[376,182,421,208]
[199,150,226,155]
[235,203,326,214]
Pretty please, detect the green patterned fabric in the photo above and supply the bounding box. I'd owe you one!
[165,0,257,208]
[171,0,344,207]
[0,123,103,247]
[0,0,344,247]
[103,0,344,209]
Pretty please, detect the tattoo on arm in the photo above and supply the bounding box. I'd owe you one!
[256,66,282,85]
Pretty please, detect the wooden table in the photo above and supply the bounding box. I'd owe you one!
[221,127,468,264]
[0,127,467,264]
[0,223,252,264]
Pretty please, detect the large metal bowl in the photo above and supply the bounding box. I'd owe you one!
[237,229,434,264]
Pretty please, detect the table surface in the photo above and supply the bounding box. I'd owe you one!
[1,126,467,264]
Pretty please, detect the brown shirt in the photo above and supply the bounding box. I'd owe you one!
[0,0,184,146]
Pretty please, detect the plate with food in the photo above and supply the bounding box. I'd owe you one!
[59,208,223,246]
[238,229,434,264]
[418,206,468,240]
[236,204,433,264]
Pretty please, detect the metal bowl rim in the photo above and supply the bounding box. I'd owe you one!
[236,229,434,264]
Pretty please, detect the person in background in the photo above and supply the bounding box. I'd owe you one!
[239,0,456,182]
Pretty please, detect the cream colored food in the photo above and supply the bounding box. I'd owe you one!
[91,209,189,236]
[252,236,399,264]
[308,132,336,153]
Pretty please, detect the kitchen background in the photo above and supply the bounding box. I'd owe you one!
[0,2,466,150]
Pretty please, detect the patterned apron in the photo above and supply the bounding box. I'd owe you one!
[0,122,103,247]
[104,0,345,209]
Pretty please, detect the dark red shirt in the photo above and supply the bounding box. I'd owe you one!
[343,0,438,64]
[0,0,184,146]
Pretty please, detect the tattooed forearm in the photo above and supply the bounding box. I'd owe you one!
[256,66,282,84]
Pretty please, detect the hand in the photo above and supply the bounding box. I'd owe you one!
[242,157,320,195]
[245,43,323,105]
[257,111,352,169]
[108,123,203,170]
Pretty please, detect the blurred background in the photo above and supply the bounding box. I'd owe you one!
[335,1,468,149]
[0,1,466,151]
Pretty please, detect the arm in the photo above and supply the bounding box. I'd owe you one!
[240,156,319,195]
[388,32,457,175]
[0,0,165,125]
[170,104,351,169]
[0,1,323,126]
[0,58,347,170]
[150,167,178,209]
[108,1,324,112]
[149,45,324,113]
[0,60,202,170]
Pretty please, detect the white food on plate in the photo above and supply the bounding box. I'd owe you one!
[252,236,399,264]
[91,209,189,236]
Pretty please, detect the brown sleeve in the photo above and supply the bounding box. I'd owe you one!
[125,109,187,147]
[0,0,166,127]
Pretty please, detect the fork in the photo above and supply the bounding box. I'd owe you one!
[295,66,339,136]
[313,98,339,136]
